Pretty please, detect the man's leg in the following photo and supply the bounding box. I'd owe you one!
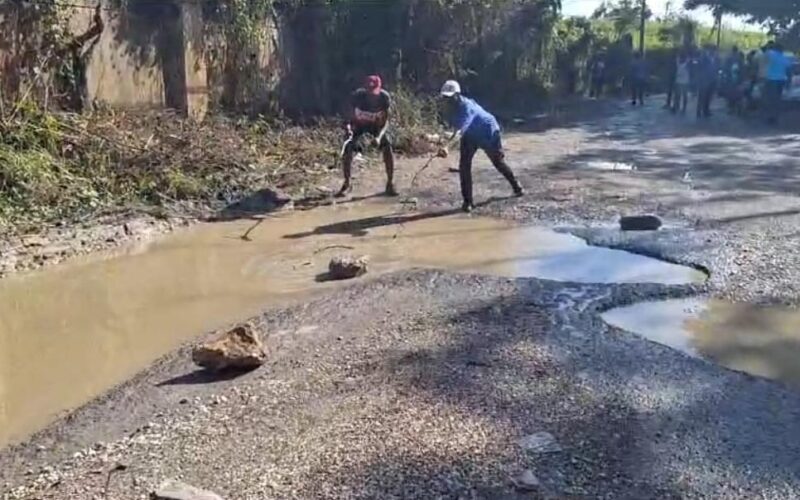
[485,135,523,197]
[380,135,397,196]
[336,130,365,197]
[671,86,680,113]
[337,145,355,198]
[766,80,782,124]
[696,88,705,118]
[664,83,673,108]
[459,139,478,212]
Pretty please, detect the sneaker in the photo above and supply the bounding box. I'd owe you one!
[513,184,525,197]
[461,202,474,213]
[384,184,398,197]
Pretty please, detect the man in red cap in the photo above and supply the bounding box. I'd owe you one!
[337,75,396,197]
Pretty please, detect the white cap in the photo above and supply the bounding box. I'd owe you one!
[440,80,461,97]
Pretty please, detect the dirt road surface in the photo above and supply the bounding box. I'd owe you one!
[4,99,800,499]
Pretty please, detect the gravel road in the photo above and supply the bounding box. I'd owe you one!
[4,98,800,499]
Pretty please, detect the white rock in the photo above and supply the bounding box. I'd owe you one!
[518,431,562,453]
[151,479,223,500]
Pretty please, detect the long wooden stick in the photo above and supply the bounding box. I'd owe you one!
[409,153,438,189]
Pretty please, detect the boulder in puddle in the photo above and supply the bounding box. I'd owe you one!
[328,255,369,280]
[620,215,662,231]
[192,324,266,372]
[151,479,224,500]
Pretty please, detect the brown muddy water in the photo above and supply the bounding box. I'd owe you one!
[603,299,800,388]
[0,201,704,446]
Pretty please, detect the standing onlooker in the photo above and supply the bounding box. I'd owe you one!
[664,49,679,110]
[589,55,607,99]
[672,51,691,115]
[763,42,793,124]
[722,46,745,114]
[744,49,760,111]
[629,52,648,106]
[694,45,719,119]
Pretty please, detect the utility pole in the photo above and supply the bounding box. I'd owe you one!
[639,0,647,55]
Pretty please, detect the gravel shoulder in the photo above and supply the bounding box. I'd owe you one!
[6,271,800,500]
[4,98,800,499]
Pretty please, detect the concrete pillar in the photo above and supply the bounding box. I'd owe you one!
[178,1,208,121]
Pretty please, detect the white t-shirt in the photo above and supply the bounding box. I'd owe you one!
[676,61,691,85]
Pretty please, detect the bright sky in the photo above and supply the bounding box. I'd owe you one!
[560,0,757,30]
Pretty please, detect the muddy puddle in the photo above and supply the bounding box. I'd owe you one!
[603,299,800,388]
[0,201,704,446]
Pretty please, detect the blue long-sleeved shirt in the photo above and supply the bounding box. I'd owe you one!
[447,96,501,149]
[766,49,793,82]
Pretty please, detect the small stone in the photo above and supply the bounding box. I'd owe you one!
[22,235,49,247]
[620,215,662,231]
[151,479,224,500]
[37,245,70,259]
[123,220,156,238]
[513,469,540,491]
[192,324,266,372]
[518,432,563,453]
[328,255,369,280]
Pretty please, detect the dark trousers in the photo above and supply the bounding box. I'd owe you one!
[665,82,674,108]
[590,77,604,98]
[631,80,645,105]
[697,85,715,118]
[764,80,785,124]
[459,135,520,206]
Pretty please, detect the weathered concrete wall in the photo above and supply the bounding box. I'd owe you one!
[0,0,280,117]
[205,15,281,114]
[67,0,166,108]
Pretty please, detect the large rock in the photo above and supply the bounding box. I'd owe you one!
[513,470,541,491]
[620,215,663,231]
[328,255,369,280]
[151,479,224,500]
[192,324,266,372]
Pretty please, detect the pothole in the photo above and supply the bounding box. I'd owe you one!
[0,201,703,445]
[603,298,800,388]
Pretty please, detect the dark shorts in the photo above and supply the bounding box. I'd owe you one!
[349,124,392,152]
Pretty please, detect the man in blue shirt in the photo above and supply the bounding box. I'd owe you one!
[763,42,793,124]
[694,45,720,119]
[437,80,524,213]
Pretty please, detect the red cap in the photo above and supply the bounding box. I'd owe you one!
[365,75,382,95]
